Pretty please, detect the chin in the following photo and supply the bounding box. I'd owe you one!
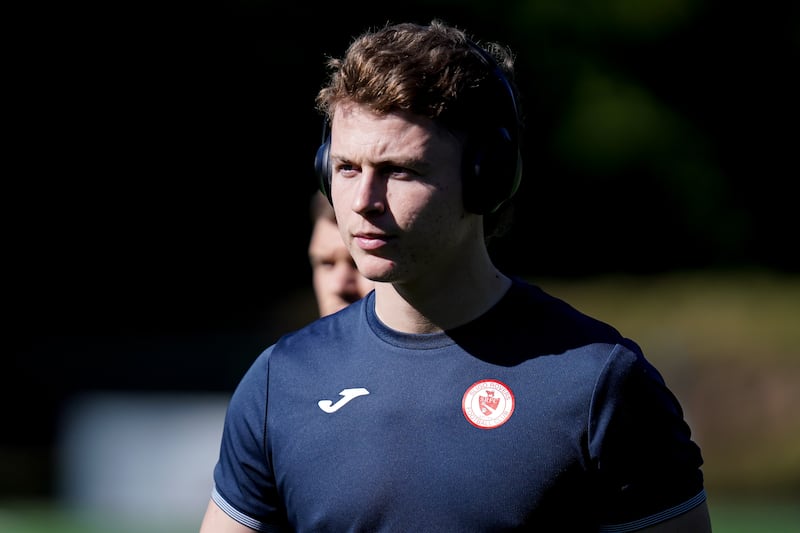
[356,257,396,282]
[362,269,396,284]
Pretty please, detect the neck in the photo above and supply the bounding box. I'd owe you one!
[373,254,511,334]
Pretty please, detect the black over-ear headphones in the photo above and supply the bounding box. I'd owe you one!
[314,122,334,204]
[313,40,523,215]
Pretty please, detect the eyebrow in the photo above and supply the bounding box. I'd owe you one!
[331,154,432,174]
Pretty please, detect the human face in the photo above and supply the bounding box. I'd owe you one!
[309,215,374,316]
[329,104,480,286]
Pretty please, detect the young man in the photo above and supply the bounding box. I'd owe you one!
[201,20,711,532]
[308,190,374,317]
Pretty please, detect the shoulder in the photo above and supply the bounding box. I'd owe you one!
[454,277,639,366]
[264,297,373,374]
[279,296,366,343]
[509,277,628,342]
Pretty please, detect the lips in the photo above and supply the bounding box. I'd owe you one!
[353,232,391,251]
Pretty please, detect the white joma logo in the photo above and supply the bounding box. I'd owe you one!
[318,388,370,413]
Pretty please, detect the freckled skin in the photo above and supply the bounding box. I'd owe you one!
[330,105,483,293]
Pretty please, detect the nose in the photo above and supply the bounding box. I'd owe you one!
[351,168,386,215]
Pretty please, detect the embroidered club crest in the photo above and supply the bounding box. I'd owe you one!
[462,379,515,429]
[479,390,500,415]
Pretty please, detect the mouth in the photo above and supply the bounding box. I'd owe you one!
[352,232,391,251]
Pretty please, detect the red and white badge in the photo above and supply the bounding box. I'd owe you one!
[462,379,515,429]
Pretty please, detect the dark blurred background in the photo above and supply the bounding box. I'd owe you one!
[5,0,799,522]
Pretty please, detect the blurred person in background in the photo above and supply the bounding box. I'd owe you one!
[201,19,710,532]
[308,190,374,317]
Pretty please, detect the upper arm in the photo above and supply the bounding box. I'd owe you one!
[636,500,712,532]
[591,346,709,530]
[199,498,258,533]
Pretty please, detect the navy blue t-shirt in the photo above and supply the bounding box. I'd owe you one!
[210,278,706,532]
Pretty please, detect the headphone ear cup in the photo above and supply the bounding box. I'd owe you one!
[462,127,522,214]
[314,135,333,204]
[460,40,524,215]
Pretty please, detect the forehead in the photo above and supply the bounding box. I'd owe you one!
[330,104,457,153]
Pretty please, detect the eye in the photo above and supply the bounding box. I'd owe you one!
[383,165,417,180]
[311,258,336,270]
[335,163,358,178]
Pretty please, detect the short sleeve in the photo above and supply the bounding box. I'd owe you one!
[589,343,706,529]
[211,346,290,532]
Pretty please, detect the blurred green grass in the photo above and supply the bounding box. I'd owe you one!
[2,498,799,532]
[0,502,198,533]
[708,499,800,533]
